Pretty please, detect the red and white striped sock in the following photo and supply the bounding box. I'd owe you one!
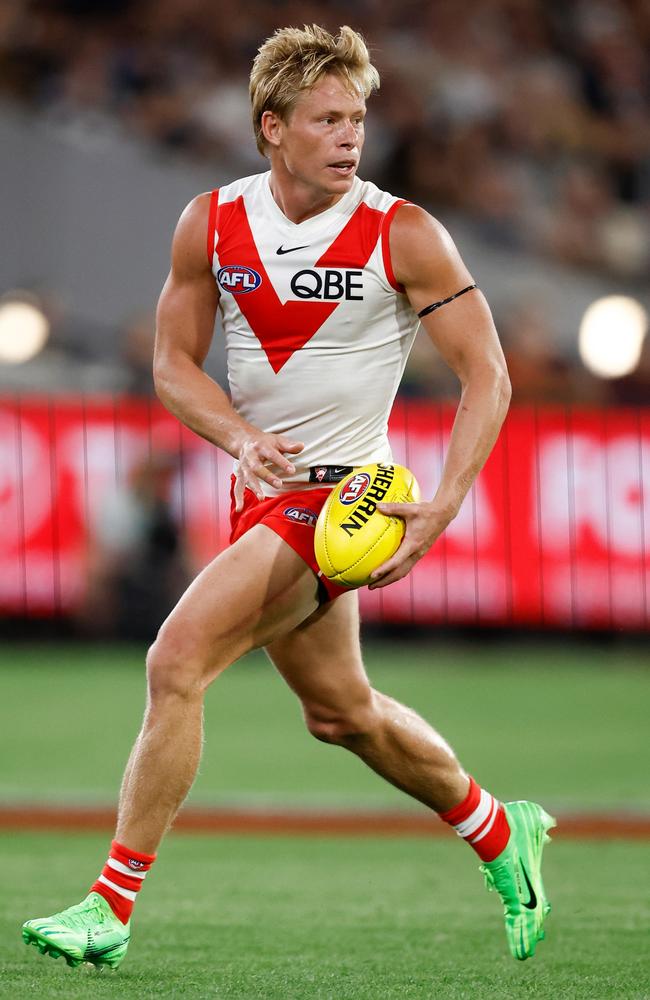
[440,776,511,863]
[90,840,156,924]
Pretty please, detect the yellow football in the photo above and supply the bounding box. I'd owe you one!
[314,463,420,588]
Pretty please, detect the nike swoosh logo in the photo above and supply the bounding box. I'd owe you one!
[276,244,309,255]
[520,862,538,910]
[84,938,129,958]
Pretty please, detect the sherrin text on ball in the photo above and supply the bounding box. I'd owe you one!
[314,463,420,588]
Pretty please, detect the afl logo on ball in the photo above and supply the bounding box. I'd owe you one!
[339,472,371,505]
[217,265,262,294]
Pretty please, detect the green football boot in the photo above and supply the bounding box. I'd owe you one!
[22,892,130,969]
[480,800,556,961]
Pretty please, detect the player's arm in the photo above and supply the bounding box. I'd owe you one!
[370,204,511,589]
[154,194,303,510]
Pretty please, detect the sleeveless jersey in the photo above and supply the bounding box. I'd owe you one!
[207,171,420,492]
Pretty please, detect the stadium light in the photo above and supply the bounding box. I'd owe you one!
[0,296,50,364]
[579,295,648,379]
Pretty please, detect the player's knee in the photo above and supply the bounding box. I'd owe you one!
[146,628,205,703]
[303,690,377,746]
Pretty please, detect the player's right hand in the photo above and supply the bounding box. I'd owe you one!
[234,433,304,512]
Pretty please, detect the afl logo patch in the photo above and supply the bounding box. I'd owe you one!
[283,506,318,527]
[217,265,262,294]
[339,472,371,505]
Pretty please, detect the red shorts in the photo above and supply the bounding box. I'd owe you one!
[228,478,349,602]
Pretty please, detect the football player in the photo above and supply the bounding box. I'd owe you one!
[23,24,553,968]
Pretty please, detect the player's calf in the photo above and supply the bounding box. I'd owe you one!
[303,688,467,812]
[302,689,377,745]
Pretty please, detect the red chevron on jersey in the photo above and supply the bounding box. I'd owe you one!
[315,202,383,268]
[216,197,386,373]
[216,196,336,373]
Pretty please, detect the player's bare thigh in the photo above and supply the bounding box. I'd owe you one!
[149,525,320,691]
[265,590,376,737]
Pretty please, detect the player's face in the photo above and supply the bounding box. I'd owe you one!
[278,74,366,195]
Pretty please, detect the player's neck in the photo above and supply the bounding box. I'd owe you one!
[268,170,348,225]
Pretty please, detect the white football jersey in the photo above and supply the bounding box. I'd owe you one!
[207,171,420,492]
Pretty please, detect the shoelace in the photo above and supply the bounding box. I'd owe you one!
[480,858,520,906]
[51,899,107,929]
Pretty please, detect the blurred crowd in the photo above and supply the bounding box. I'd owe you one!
[1,0,649,404]
[81,450,190,639]
[3,0,649,277]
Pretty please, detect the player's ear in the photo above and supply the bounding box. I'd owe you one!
[261,110,283,149]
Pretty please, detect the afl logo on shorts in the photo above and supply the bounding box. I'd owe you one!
[217,265,262,294]
[283,506,318,527]
[339,472,371,505]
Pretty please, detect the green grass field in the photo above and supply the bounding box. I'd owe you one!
[1,640,649,998]
[3,834,649,999]
[1,640,648,811]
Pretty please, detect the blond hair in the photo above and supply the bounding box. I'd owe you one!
[250,25,380,156]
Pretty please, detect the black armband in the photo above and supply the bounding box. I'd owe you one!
[417,283,477,319]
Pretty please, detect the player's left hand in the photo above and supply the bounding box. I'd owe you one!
[367,501,451,590]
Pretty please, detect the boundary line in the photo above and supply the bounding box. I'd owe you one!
[0,805,648,839]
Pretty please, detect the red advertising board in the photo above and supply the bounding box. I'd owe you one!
[0,398,648,629]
